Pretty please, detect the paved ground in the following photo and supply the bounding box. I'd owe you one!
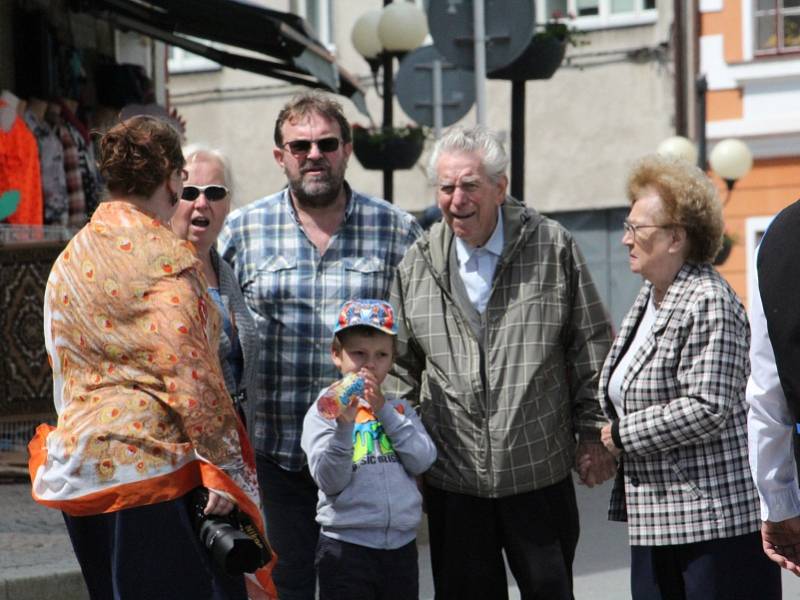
[3,476,800,599]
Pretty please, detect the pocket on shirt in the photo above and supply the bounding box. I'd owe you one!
[242,255,298,317]
[341,255,391,300]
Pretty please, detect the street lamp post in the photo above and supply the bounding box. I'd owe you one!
[351,1,428,203]
[657,134,753,201]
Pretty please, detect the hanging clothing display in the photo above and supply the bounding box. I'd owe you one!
[23,107,68,226]
[58,122,86,227]
[0,96,43,225]
[59,105,102,220]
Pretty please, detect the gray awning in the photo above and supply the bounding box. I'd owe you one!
[77,0,368,115]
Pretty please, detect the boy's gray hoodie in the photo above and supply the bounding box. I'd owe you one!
[301,392,437,550]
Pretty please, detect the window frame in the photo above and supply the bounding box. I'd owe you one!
[537,0,657,31]
[746,215,775,309]
[167,44,221,75]
[292,0,334,52]
[754,0,800,57]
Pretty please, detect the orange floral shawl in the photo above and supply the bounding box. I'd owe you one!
[29,201,276,599]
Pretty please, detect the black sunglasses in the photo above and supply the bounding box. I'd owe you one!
[181,185,229,202]
[282,137,341,155]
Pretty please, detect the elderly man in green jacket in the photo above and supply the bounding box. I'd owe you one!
[390,125,616,600]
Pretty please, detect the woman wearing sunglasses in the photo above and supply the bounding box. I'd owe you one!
[171,146,257,426]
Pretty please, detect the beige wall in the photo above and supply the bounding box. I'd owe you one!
[170,0,676,214]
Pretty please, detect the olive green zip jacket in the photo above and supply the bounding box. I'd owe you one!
[390,198,612,497]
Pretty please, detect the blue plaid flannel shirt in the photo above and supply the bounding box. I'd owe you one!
[218,185,422,470]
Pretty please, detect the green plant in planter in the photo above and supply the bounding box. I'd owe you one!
[352,124,427,171]
[536,10,587,47]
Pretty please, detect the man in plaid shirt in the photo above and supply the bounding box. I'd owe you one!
[218,92,421,600]
[390,126,616,600]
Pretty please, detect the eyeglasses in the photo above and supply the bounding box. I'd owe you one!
[622,219,674,240]
[281,137,341,156]
[181,184,229,202]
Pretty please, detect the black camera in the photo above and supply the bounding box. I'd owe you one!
[190,487,271,575]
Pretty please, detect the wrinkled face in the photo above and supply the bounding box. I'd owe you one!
[623,190,677,281]
[436,151,507,247]
[331,331,394,385]
[273,111,351,209]
[171,158,230,254]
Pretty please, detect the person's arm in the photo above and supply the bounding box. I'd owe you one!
[747,270,800,522]
[300,394,355,496]
[563,237,614,436]
[216,213,239,272]
[616,291,747,456]
[376,399,437,476]
[386,266,425,406]
[562,238,617,486]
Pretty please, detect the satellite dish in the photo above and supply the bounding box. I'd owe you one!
[427,0,535,72]
[395,45,475,128]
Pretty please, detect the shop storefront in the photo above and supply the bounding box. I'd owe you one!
[0,0,364,470]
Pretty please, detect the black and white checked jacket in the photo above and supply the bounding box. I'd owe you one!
[599,263,761,546]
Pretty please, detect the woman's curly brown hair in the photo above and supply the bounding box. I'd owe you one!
[627,155,724,264]
[99,115,184,199]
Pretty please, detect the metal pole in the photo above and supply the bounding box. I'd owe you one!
[382,0,394,203]
[696,74,707,171]
[473,0,487,125]
[510,80,525,202]
[382,51,394,203]
[432,58,444,139]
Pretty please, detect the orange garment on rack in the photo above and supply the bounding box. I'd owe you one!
[0,99,43,225]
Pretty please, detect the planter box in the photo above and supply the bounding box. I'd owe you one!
[488,34,567,81]
[352,128,425,170]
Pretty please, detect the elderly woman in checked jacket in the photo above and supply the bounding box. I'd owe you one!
[597,155,780,600]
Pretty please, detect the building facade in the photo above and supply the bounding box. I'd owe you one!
[170,0,684,327]
[701,0,800,306]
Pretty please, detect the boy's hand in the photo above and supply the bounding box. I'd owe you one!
[361,369,385,412]
[336,395,360,424]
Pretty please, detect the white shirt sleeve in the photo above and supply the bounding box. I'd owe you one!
[747,265,800,521]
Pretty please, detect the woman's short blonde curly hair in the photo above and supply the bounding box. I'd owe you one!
[627,155,724,264]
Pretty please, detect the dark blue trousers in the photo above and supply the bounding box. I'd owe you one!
[631,531,781,600]
[63,495,247,600]
[256,457,320,600]
[315,534,419,600]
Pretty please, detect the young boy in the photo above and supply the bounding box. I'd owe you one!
[301,299,437,600]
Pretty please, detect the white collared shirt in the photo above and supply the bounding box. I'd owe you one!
[454,208,504,314]
[747,258,800,522]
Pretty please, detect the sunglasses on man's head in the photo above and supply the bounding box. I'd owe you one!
[282,137,340,156]
[181,184,229,202]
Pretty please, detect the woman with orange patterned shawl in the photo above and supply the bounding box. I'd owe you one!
[29,116,276,600]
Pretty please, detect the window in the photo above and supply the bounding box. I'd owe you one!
[291,0,333,50]
[755,0,800,55]
[539,0,657,28]
[167,45,220,74]
[746,216,775,309]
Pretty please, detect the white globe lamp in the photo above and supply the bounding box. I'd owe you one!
[709,138,753,188]
[377,1,429,53]
[657,136,699,166]
[351,10,384,60]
